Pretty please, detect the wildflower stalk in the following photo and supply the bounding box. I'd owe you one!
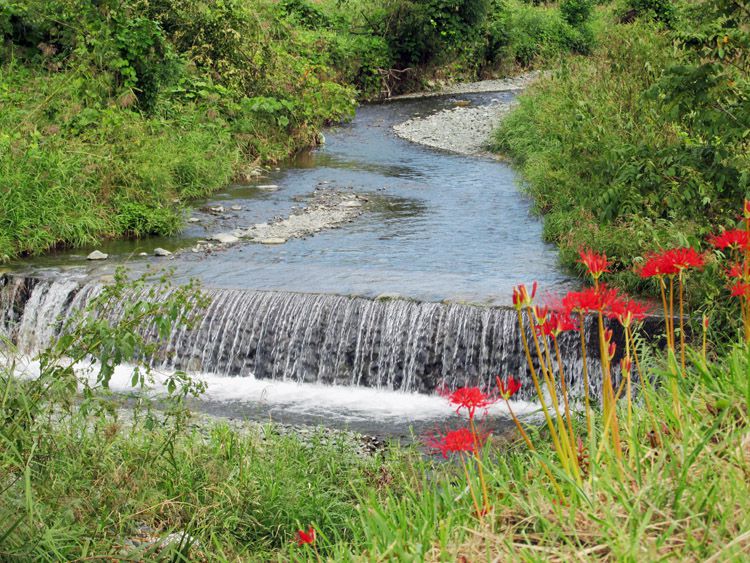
[528,310,580,481]
[516,310,570,474]
[597,312,623,460]
[502,394,565,501]
[553,337,576,449]
[469,417,490,512]
[679,273,686,375]
[627,326,661,446]
[578,320,592,437]
[459,452,482,519]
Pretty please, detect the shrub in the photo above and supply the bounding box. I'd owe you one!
[624,0,676,26]
[560,0,593,27]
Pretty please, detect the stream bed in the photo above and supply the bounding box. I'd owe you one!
[4,89,575,437]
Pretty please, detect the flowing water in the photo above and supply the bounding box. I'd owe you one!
[3,91,586,436]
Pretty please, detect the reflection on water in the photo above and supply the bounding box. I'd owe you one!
[10,90,573,305]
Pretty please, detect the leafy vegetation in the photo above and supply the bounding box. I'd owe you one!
[3,248,750,560]
[494,0,749,306]
[1,0,595,262]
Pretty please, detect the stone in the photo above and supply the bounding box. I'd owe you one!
[138,252,148,257]
[257,184,279,190]
[208,233,239,244]
[154,247,172,257]
[339,200,362,208]
[86,250,108,260]
[187,217,201,223]
[208,205,225,214]
[258,238,287,245]
[230,205,243,211]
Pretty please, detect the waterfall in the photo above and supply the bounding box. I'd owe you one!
[0,274,626,400]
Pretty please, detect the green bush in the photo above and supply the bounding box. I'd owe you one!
[494,6,749,294]
[560,0,593,27]
[624,0,676,26]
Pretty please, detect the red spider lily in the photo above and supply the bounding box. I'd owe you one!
[533,305,549,324]
[578,248,610,280]
[535,320,554,338]
[561,285,623,315]
[496,375,521,399]
[639,248,704,278]
[512,282,538,310]
[621,357,632,373]
[727,262,744,278]
[607,341,617,360]
[537,312,578,338]
[730,281,750,298]
[661,248,705,272]
[296,527,316,546]
[603,328,613,344]
[610,299,650,328]
[442,386,498,419]
[639,252,679,278]
[425,427,482,458]
[709,229,749,251]
[702,314,710,330]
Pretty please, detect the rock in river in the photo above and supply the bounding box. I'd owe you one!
[208,233,239,244]
[86,250,108,260]
[154,247,173,257]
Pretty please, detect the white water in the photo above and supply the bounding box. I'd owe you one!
[9,356,541,426]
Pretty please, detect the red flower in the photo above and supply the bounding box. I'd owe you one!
[442,387,498,419]
[512,282,538,310]
[561,285,623,315]
[639,248,704,278]
[496,375,521,399]
[727,262,744,278]
[425,428,480,458]
[538,312,578,338]
[533,304,549,324]
[620,357,632,374]
[639,252,678,278]
[662,247,705,272]
[578,248,610,280]
[709,229,749,251]
[609,299,650,328]
[745,200,750,219]
[296,527,316,546]
[702,314,710,330]
[730,281,750,298]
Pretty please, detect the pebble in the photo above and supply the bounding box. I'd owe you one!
[208,233,239,244]
[187,217,201,223]
[86,250,108,260]
[257,184,279,191]
[230,205,243,211]
[153,248,172,257]
[258,238,287,245]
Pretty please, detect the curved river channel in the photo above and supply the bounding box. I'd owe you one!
[5,89,576,437]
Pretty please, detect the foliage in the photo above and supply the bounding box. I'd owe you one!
[561,0,593,27]
[3,264,750,559]
[494,4,749,301]
[624,0,677,26]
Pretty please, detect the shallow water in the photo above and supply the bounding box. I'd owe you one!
[11,91,572,305]
[6,90,576,435]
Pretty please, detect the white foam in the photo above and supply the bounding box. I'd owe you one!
[8,357,542,423]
